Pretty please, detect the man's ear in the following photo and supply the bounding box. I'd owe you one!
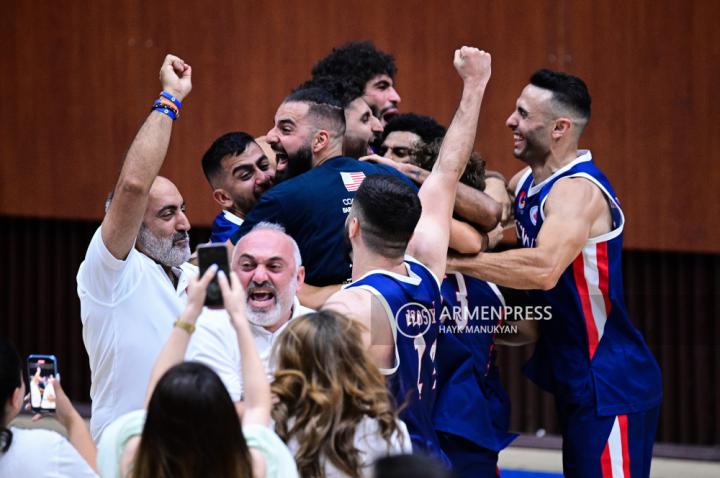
[296,265,306,290]
[551,117,573,139]
[348,216,360,239]
[312,130,330,152]
[212,188,234,209]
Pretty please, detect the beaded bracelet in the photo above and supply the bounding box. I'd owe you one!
[151,103,178,120]
[159,91,182,109]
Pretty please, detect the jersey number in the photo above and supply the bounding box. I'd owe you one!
[414,335,437,400]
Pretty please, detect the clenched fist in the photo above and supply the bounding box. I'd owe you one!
[159,54,192,102]
[453,46,491,88]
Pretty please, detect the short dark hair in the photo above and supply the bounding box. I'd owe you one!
[296,75,364,108]
[382,113,446,145]
[530,69,591,120]
[201,132,256,187]
[353,175,421,257]
[284,86,346,136]
[311,41,397,94]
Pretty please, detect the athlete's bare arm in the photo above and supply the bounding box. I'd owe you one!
[297,283,342,309]
[408,47,492,280]
[102,55,192,260]
[323,288,395,369]
[359,154,501,231]
[448,177,611,290]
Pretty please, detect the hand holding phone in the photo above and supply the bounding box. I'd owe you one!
[197,243,230,307]
[26,355,58,413]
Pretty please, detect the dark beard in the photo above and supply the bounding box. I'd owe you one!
[285,145,314,179]
[343,135,370,159]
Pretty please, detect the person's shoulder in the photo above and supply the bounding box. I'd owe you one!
[9,426,65,447]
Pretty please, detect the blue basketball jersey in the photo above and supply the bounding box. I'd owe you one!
[514,150,662,416]
[434,272,517,453]
[346,256,447,462]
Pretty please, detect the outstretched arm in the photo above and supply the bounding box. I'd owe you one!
[448,177,611,289]
[218,270,272,427]
[408,47,492,279]
[102,54,192,259]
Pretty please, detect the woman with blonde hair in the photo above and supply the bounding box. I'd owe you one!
[272,310,411,478]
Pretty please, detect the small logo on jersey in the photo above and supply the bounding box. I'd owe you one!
[529,205,539,225]
[517,191,527,211]
[340,172,366,191]
[395,302,434,338]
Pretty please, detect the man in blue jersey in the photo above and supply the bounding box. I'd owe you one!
[449,70,662,478]
[230,87,414,303]
[201,132,276,243]
[323,47,493,464]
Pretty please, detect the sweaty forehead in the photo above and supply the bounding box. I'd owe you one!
[275,101,310,124]
[519,84,555,109]
[147,178,183,212]
[366,73,393,90]
[346,97,372,117]
[235,229,294,264]
[221,142,264,170]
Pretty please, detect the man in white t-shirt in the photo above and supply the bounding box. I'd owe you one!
[76,54,195,440]
[186,222,313,400]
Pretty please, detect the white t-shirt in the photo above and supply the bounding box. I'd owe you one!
[185,298,314,401]
[286,416,412,477]
[0,427,97,477]
[77,227,197,440]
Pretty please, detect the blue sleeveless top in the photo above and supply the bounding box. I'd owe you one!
[515,150,662,415]
[347,257,448,463]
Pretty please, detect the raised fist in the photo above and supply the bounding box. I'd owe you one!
[453,46,491,87]
[159,54,192,102]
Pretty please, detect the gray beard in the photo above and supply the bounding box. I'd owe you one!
[137,224,191,267]
[246,277,297,329]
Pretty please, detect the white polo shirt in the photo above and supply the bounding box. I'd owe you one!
[77,227,196,440]
[185,298,314,401]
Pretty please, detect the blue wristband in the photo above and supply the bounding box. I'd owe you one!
[159,91,182,109]
[151,104,177,120]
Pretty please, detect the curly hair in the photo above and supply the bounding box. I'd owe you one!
[381,113,446,146]
[311,41,397,93]
[414,138,487,191]
[271,311,403,478]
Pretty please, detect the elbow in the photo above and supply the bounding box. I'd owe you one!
[115,177,150,199]
[536,267,562,291]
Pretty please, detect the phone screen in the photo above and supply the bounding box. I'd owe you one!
[27,355,58,413]
[197,244,230,307]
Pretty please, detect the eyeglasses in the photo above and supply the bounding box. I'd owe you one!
[377,145,415,159]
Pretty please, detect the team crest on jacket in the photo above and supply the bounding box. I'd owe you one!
[340,172,366,191]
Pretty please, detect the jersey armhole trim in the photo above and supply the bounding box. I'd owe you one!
[352,284,400,376]
[539,173,625,244]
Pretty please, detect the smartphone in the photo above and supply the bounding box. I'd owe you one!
[197,243,230,307]
[26,354,59,413]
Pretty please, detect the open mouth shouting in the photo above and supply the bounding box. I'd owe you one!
[247,281,277,310]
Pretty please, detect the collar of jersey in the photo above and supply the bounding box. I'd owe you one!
[528,149,593,197]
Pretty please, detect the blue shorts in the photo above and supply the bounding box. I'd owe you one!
[557,401,660,478]
[438,432,499,478]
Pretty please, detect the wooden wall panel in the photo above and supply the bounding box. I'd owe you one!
[1,0,718,252]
